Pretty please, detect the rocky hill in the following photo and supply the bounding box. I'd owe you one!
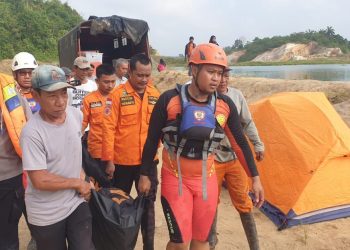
[252,42,343,62]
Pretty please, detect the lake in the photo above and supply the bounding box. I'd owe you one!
[173,64,350,82]
[230,64,350,81]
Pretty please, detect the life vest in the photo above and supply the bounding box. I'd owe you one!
[23,92,40,113]
[0,73,27,157]
[162,84,225,200]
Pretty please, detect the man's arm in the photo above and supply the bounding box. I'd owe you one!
[27,170,91,200]
[238,91,265,161]
[224,96,264,207]
[101,92,119,177]
[138,92,168,194]
[81,96,90,133]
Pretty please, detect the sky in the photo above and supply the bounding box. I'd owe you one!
[63,0,350,56]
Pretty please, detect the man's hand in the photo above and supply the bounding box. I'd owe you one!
[138,175,151,196]
[251,176,264,208]
[76,179,92,201]
[105,161,115,179]
[255,151,264,161]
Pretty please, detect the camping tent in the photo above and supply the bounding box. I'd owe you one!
[249,92,350,229]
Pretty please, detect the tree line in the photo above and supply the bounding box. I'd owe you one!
[0,0,82,61]
[224,27,350,62]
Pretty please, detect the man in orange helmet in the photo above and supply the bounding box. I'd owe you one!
[139,43,264,250]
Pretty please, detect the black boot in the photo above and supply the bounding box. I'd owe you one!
[208,211,218,250]
[240,212,260,250]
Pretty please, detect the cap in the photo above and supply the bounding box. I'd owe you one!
[61,67,72,76]
[73,56,90,69]
[32,65,74,92]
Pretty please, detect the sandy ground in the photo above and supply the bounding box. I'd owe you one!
[16,69,350,249]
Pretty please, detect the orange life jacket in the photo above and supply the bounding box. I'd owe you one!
[0,73,27,157]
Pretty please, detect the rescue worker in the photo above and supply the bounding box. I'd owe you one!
[82,64,116,178]
[11,52,39,250]
[0,54,35,249]
[101,53,160,250]
[209,69,265,250]
[138,43,264,250]
[185,36,196,76]
[12,52,40,114]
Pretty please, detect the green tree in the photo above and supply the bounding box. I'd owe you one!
[0,0,83,61]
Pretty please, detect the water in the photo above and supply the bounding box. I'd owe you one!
[229,64,350,82]
[173,64,350,82]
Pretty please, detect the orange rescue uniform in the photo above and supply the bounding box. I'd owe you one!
[101,81,160,165]
[82,90,113,159]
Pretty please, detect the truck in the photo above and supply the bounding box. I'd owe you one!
[58,15,150,69]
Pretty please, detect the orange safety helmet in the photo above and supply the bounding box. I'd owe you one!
[188,43,227,68]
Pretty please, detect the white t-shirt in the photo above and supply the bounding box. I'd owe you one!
[20,106,85,226]
[115,76,127,87]
[68,79,97,109]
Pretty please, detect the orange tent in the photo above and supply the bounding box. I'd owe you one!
[249,92,350,229]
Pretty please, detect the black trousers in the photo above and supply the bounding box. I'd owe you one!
[113,162,158,250]
[28,202,95,250]
[0,174,24,250]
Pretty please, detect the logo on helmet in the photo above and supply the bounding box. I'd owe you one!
[199,50,206,60]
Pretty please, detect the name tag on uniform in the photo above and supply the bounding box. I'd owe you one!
[148,96,158,105]
[90,101,103,108]
[120,96,135,106]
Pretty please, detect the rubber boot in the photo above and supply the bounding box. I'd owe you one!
[240,212,260,250]
[27,238,37,250]
[208,211,218,250]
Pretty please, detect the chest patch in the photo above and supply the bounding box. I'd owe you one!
[148,96,158,105]
[90,101,103,108]
[120,96,135,106]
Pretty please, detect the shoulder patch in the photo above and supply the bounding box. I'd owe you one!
[216,114,226,126]
[121,89,128,96]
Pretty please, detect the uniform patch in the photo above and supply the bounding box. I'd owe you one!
[104,97,112,115]
[120,96,135,106]
[148,96,158,105]
[216,114,226,126]
[194,110,205,121]
[90,101,103,108]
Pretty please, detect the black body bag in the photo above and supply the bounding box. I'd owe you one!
[89,188,144,250]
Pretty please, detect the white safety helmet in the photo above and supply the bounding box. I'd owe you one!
[11,52,38,71]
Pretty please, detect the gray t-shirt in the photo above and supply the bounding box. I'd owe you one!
[216,87,264,163]
[20,106,84,226]
[0,93,32,181]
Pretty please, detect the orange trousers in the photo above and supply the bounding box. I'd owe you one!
[214,160,253,213]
